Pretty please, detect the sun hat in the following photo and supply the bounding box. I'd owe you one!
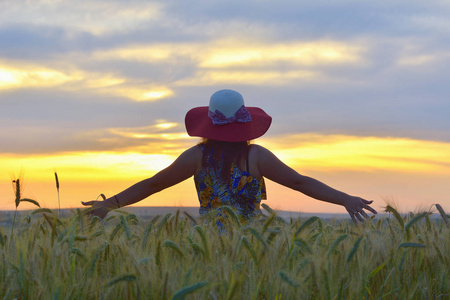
[185,89,272,142]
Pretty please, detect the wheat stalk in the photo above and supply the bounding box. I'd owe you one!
[54,172,60,217]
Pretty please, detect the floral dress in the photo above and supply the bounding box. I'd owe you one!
[194,145,267,222]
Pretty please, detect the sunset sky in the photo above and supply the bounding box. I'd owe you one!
[1,0,449,214]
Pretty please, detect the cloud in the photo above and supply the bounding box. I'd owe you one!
[92,38,363,66]
[89,38,365,88]
[261,134,450,174]
[0,60,175,101]
[0,0,163,35]
[0,64,80,90]
[0,112,193,155]
[2,133,449,186]
[1,0,450,157]
[0,151,176,183]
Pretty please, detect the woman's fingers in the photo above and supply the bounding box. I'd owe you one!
[358,198,377,215]
[81,201,97,206]
[362,201,378,215]
[81,200,110,219]
[360,210,369,218]
[346,197,378,224]
[366,206,377,214]
[350,213,357,224]
[355,212,364,222]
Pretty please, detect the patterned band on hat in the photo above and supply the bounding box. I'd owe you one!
[208,105,252,125]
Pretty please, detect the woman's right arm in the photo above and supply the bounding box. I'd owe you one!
[82,145,202,219]
[254,145,377,223]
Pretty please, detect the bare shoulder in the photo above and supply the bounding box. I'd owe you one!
[248,144,272,177]
[183,144,203,157]
[249,144,272,158]
[179,144,203,163]
[249,143,303,186]
[179,144,203,174]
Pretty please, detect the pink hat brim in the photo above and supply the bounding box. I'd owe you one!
[185,106,272,142]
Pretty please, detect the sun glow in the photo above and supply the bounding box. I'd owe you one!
[141,90,173,100]
[117,87,174,101]
[109,122,189,140]
[92,40,362,68]
[155,122,178,130]
[199,42,361,68]
[0,62,174,101]
[261,134,450,174]
[0,66,76,89]
[2,134,449,211]
[175,70,317,86]
[1,151,176,183]
[85,76,125,88]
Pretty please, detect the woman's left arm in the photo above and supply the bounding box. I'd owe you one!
[255,145,377,223]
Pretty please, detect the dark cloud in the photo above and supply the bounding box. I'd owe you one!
[0,88,186,125]
[0,25,69,59]
[162,0,450,39]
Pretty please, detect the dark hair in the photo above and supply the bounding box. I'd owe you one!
[200,138,250,182]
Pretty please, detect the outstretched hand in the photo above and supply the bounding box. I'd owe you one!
[81,200,112,219]
[344,196,377,224]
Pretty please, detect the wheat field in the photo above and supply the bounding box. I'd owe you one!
[0,203,449,299]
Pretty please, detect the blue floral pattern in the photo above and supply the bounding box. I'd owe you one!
[194,146,266,221]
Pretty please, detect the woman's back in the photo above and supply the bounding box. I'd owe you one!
[193,140,266,218]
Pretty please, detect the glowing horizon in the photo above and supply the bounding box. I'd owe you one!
[2,134,449,214]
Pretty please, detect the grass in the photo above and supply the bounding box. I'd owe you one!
[0,203,449,299]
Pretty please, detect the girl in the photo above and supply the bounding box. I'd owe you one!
[82,89,377,223]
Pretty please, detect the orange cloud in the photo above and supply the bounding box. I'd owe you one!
[260,134,450,174]
[2,134,449,212]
